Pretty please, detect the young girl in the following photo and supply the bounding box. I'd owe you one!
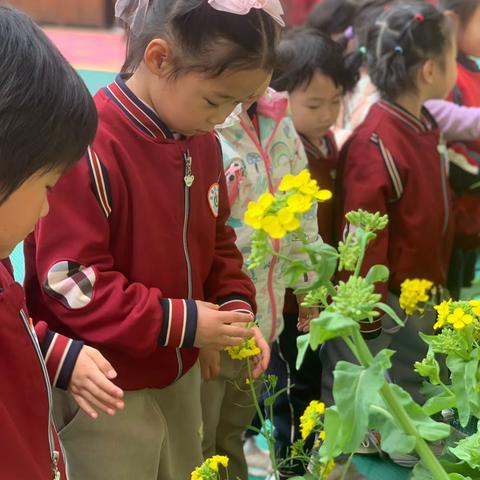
[201,83,321,479]
[440,0,480,298]
[323,2,458,408]
[23,1,281,479]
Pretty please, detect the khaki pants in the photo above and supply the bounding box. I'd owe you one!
[201,352,258,480]
[54,364,203,480]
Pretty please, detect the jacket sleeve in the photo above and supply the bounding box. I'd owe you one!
[30,153,197,358]
[287,118,322,289]
[203,144,256,316]
[35,321,84,390]
[426,100,480,142]
[339,136,393,336]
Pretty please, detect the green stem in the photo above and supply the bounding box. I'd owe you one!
[246,361,279,479]
[351,329,449,480]
[340,453,355,480]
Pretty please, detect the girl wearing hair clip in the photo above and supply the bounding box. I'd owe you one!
[23,1,284,479]
[324,1,458,413]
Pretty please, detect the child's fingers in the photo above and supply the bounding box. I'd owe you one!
[88,368,124,399]
[82,378,125,410]
[200,361,211,381]
[220,311,255,325]
[86,347,118,379]
[221,323,254,339]
[76,389,118,416]
[71,393,98,419]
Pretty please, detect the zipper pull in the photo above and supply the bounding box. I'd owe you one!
[52,450,61,480]
[184,151,195,187]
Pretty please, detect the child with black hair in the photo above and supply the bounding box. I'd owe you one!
[0,6,125,478]
[305,0,359,50]
[23,0,280,479]
[258,28,359,477]
[439,0,480,298]
[325,1,458,411]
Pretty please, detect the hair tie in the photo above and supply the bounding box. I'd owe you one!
[359,46,367,55]
[115,0,149,35]
[208,0,285,27]
[343,25,354,40]
[414,13,425,22]
[394,45,403,55]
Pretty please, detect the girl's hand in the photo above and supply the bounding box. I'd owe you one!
[69,346,124,419]
[297,294,320,333]
[199,349,221,381]
[249,327,270,379]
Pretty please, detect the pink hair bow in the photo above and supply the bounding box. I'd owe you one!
[208,0,285,26]
[115,0,149,34]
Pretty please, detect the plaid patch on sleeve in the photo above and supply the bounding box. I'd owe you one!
[44,261,96,309]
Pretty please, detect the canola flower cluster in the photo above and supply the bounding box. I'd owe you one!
[225,337,260,360]
[399,279,434,315]
[244,169,332,239]
[433,299,480,331]
[191,455,229,480]
[299,400,325,440]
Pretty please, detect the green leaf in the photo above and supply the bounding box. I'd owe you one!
[368,403,416,455]
[447,353,479,427]
[319,406,343,460]
[303,243,338,282]
[414,350,442,385]
[375,301,405,326]
[296,334,310,370]
[284,260,310,287]
[387,384,450,442]
[309,310,359,350]
[449,424,480,471]
[422,392,456,417]
[365,264,390,285]
[332,350,392,452]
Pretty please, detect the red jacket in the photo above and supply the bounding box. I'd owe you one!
[0,260,82,479]
[24,75,256,391]
[337,100,455,336]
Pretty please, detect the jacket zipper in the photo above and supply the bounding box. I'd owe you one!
[19,309,60,480]
[239,116,282,342]
[438,137,450,236]
[177,149,194,380]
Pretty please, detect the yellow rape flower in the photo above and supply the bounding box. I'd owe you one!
[300,400,325,440]
[399,279,433,315]
[258,192,274,210]
[321,459,336,478]
[447,308,474,330]
[433,299,452,330]
[287,193,313,214]
[207,456,229,472]
[261,215,286,239]
[244,193,275,230]
[191,455,229,480]
[470,300,480,317]
[277,207,301,232]
[299,178,319,196]
[315,189,333,202]
[279,169,312,192]
[225,337,260,360]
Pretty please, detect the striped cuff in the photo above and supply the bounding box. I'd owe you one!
[218,296,255,317]
[40,331,84,390]
[360,319,382,340]
[158,299,197,348]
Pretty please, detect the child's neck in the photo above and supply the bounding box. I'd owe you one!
[393,92,424,120]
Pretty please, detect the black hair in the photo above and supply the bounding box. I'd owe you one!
[122,0,281,77]
[271,28,359,94]
[365,2,453,100]
[305,0,359,50]
[439,0,480,25]
[0,6,97,205]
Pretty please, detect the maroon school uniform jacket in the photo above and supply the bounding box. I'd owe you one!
[337,100,455,337]
[0,260,82,479]
[24,75,256,391]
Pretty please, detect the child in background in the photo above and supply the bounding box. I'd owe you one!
[23,0,279,479]
[0,6,125,478]
[326,2,458,409]
[202,69,321,480]
[439,0,480,298]
[268,28,359,476]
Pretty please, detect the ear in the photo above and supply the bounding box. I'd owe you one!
[419,58,435,87]
[143,38,172,78]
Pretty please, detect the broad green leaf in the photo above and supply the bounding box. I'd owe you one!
[284,260,310,288]
[449,424,480,471]
[422,393,456,417]
[447,353,479,427]
[296,334,310,370]
[332,350,392,452]
[365,264,390,285]
[309,310,359,350]
[369,403,416,455]
[411,461,433,480]
[319,406,343,460]
[303,243,338,282]
[375,302,405,326]
[387,384,450,442]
